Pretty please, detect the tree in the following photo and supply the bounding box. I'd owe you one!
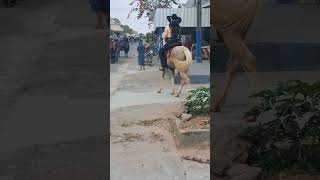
[121,25,134,34]
[138,33,145,37]
[128,0,181,27]
[145,32,157,49]
[112,18,121,24]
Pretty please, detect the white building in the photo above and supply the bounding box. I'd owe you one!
[153,0,210,45]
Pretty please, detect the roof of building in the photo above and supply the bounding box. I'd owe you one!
[153,7,210,29]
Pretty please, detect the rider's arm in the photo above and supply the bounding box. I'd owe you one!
[162,26,169,45]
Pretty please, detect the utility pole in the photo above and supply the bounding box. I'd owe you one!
[154,0,163,52]
[196,0,202,63]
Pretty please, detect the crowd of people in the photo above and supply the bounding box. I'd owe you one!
[110,33,158,71]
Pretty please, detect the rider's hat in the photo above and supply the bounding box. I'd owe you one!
[167,14,181,24]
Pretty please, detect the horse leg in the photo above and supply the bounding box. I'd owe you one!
[213,56,239,112]
[214,32,251,112]
[115,51,118,62]
[240,45,257,95]
[239,43,258,122]
[170,69,175,95]
[157,70,165,93]
[175,72,190,97]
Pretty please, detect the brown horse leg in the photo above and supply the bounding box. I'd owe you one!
[157,70,165,93]
[241,51,257,97]
[239,44,258,122]
[170,69,175,95]
[213,56,239,112]
[214,30,257,112]
[175,72,189,97]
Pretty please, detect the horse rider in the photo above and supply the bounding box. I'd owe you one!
[158,14,182,71]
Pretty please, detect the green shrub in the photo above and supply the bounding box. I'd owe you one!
[240,80,320,176]
[145,32,156,49]
[185,87,210,116]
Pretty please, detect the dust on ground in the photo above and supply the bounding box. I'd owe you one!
[110,103,210,179]
[180,116,210,130]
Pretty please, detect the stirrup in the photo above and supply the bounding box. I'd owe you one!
[167,66,174,71]
[159,67,165,71]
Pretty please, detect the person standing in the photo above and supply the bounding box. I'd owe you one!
[137,40,146,71]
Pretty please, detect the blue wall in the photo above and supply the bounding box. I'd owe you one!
[212,43,320,73]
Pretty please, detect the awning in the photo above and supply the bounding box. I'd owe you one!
[153,7,210,30]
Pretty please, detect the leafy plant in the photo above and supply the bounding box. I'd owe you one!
[240,80,320,176]
[185,87,210,116]
[145,32,157,49]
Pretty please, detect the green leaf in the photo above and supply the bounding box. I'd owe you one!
[243,105,262,119]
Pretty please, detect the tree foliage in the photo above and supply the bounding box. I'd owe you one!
[185,87,210,116]
[112,18,121,24]
[128,0,180,27]
[145,32,157,48]
[121,25,134,34]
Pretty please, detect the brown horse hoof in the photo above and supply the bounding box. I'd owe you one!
[174,94,180,97]
[157,89,162,93]
[242,115,257,122]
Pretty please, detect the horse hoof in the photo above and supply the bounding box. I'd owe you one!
[157,90,162,93]
[171,91,174,95]
[174,94,180,97]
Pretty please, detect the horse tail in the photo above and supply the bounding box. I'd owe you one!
[183,47,193,68]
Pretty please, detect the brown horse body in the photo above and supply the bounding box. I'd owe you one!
[158,46,193,97]
[212,0,258,115]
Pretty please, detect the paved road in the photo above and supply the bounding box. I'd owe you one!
[110,47,210,110]
[110,47,210,180]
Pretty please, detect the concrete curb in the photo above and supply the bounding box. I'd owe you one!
[173,117,210,148]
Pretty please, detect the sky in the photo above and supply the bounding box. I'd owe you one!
[110,0,189,34]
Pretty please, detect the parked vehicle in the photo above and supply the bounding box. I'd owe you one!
[145,48,158,67]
